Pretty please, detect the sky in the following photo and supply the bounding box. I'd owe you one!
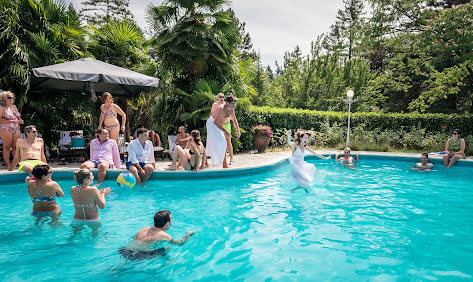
[67,0,345,68]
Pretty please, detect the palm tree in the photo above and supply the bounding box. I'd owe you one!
[88,20,146,68]
[0,0,90,145]
[147,0,241,89]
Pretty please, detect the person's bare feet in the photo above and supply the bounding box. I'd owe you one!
[166,165,177,170]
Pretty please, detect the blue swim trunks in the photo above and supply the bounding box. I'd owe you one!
[126,162,149,170]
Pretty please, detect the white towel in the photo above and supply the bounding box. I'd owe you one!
[206,116,227,167]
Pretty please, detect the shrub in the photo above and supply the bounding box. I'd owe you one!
[236,105,473,153]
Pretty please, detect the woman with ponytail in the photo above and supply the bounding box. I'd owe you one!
[70,169,111,222]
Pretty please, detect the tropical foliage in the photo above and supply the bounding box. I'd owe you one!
[1,0,473,151]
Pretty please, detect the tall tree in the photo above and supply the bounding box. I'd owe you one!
[325,0,365,59]
[147,0,242,130]
[80,0,133,25]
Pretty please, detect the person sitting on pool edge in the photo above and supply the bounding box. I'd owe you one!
[27,164,65,216]
[10,125,47,177]
[80,128,122,186]
[335,147,359,165]
[127,127,155,186]
[413,153,433,171]
[443,128,466,168]
[118,210,195,261]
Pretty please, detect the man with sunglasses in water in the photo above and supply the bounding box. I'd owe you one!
[10,125,47,177]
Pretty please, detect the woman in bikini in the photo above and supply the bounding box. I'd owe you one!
[98,92,126,143]
[71,168,111,222]
[168,130,206,171]
[27,164,65,216]
[0,91,24,168]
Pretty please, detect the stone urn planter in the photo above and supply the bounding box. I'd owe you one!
[251,125,273,153]
[253,132,271,153]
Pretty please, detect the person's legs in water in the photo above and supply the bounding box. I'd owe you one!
[447,154,465,168]
[442,154,450,167]
[141,164,154,183]
[128,165,142,185]
[97,162,109,185]
[119,247,167,261]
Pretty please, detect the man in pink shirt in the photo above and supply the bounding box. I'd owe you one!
[80,128,121,186]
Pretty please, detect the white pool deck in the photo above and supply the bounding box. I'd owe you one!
[1,149,472,174]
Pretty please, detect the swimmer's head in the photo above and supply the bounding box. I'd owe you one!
[344,147,351,156]
[74,168,93,185]
[154,210,171,229]
[32,164,52,180]
[421,153,429,164]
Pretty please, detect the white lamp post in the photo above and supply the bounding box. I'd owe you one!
[346,90,354,146]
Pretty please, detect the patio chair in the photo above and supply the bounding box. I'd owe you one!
[57,130,87,162]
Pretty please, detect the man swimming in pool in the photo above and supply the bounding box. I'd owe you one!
[119,210,195,261]
[335,147,359,166]
[412,153,434,171]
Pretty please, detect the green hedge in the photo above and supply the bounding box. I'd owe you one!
[236,103,473,153]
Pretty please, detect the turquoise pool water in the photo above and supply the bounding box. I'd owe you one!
[1,158,473,280]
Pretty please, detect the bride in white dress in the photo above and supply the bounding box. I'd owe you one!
[287,130,330,191]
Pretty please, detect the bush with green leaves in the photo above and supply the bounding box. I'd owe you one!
[236,106,473,154]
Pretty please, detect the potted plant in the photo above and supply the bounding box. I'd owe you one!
[251,125,273,153]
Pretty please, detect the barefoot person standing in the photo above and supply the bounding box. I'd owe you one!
[98,92,126,143]
[0,91,23,168]
[10,125,47,177]
[206,95,240,168]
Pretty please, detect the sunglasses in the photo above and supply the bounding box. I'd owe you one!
[452,133,458,135]
[28,130,38,134]
[218,96,224,99]
[48,170,53,174]
[7,97,15,100]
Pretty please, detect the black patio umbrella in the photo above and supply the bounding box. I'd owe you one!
[26,57,159,101]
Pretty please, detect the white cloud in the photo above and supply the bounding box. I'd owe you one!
[66,0,345,67]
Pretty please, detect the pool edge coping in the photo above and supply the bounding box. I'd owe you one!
[0,152,472,182]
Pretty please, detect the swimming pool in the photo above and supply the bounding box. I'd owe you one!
[1,157,472,280]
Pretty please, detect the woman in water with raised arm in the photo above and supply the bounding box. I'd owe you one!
[98,92,126,143]
[71,168,111,222]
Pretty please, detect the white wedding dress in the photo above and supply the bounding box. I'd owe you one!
[289,146,316,187]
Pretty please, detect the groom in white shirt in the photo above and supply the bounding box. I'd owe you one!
[126,128,155,186]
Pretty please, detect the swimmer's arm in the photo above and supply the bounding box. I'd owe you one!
[168,231,195,245]
[355,153,359,161]
[93,187,110,209]
[54,182,65,197]
[335,153,340,161]
[306,146,331,159]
